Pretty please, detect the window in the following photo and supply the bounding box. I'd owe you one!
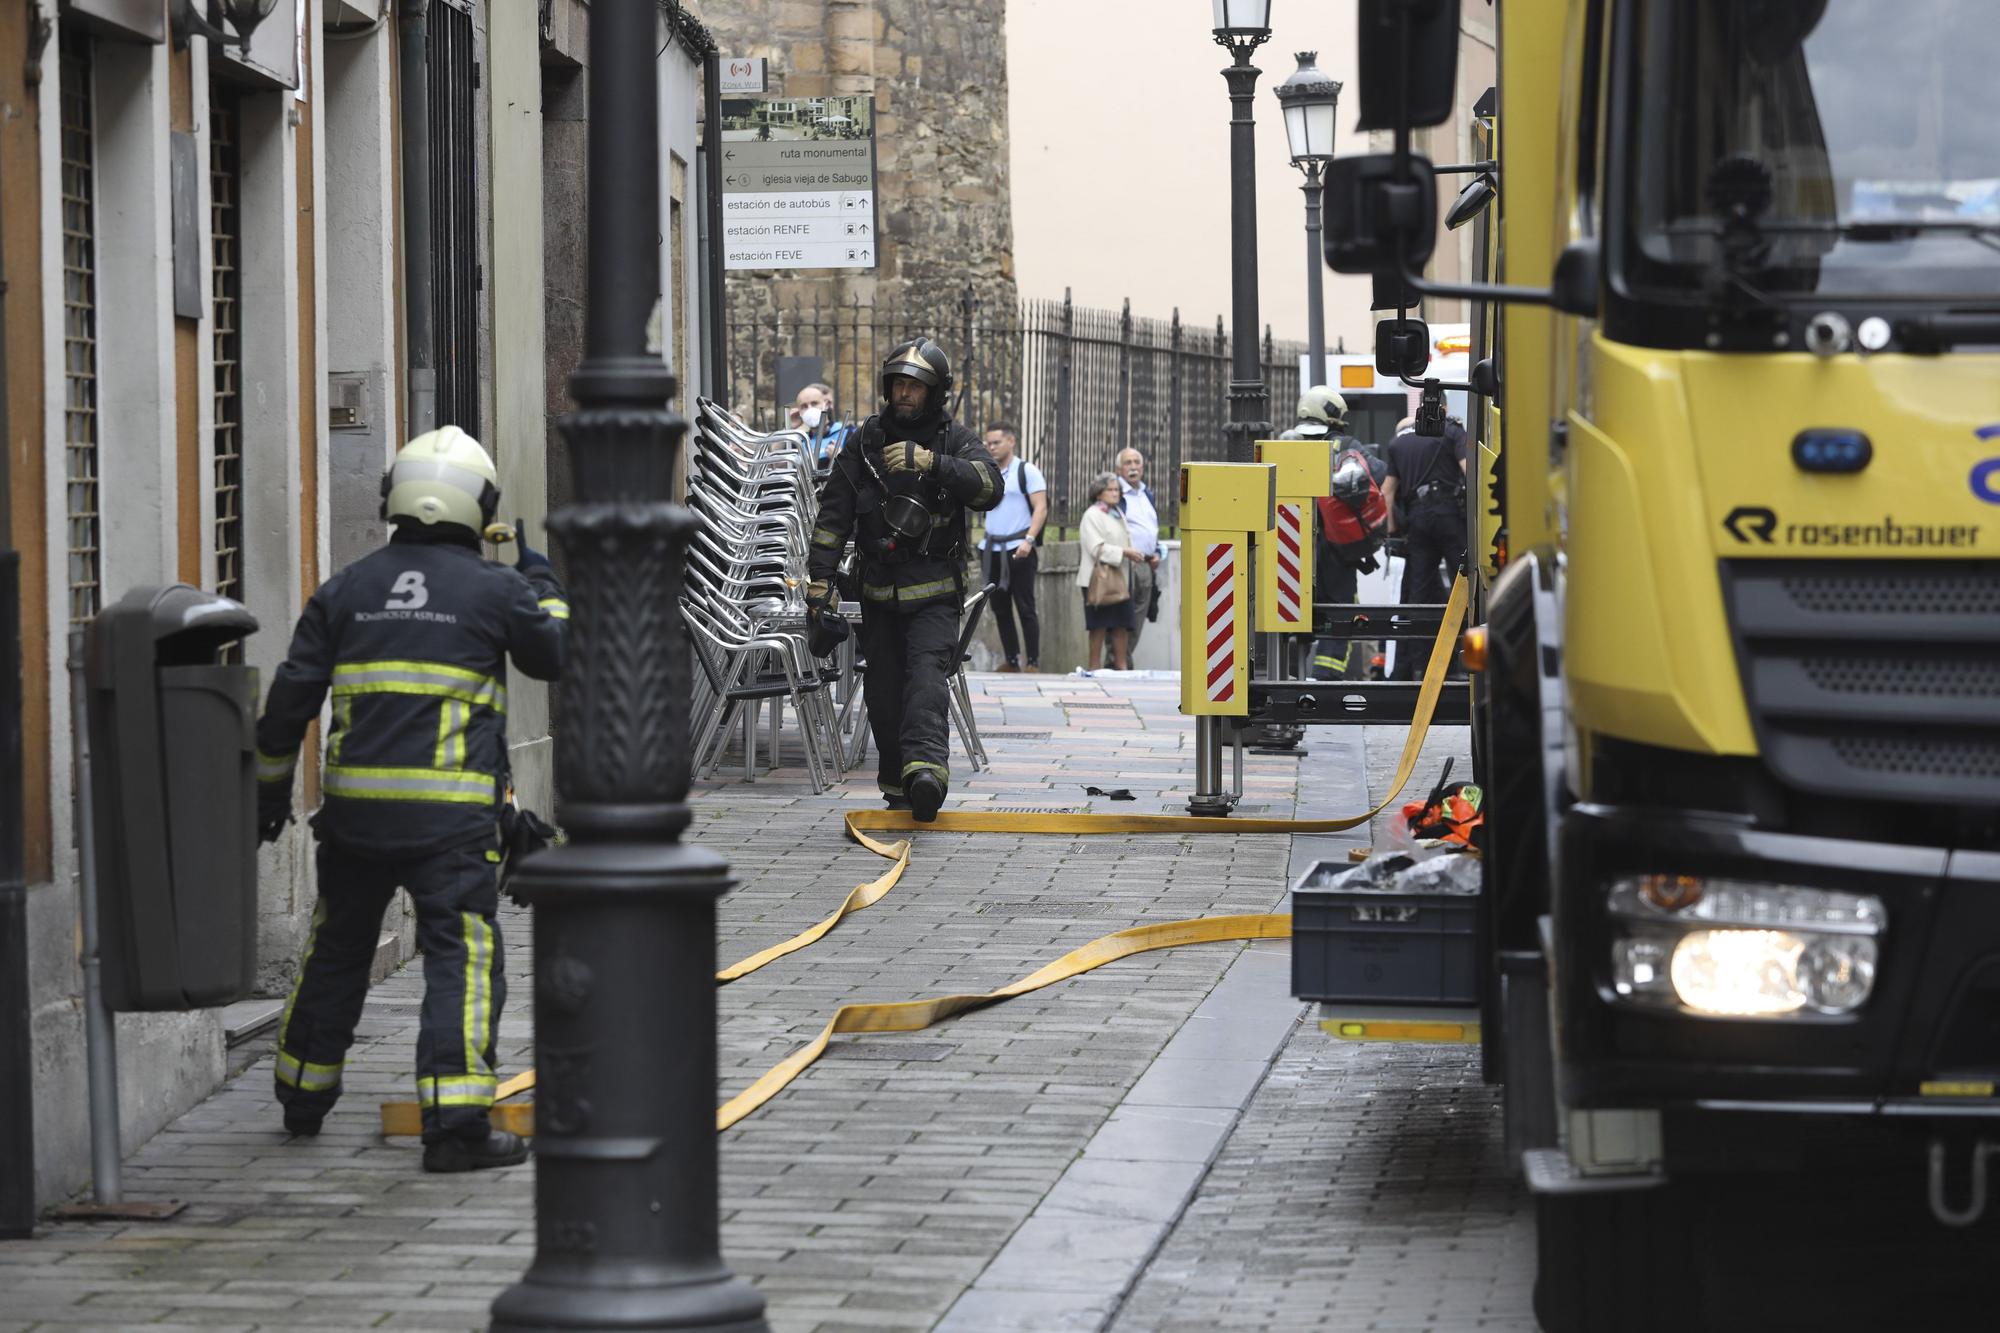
[428,0,480,435]
[210,87,244,614]
[60,31,101,626]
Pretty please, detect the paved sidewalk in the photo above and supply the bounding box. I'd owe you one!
[1112,732,1537,1333]
[0,671,1317,1332]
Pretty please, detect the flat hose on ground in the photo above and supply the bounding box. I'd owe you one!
[379,576,1469,1136]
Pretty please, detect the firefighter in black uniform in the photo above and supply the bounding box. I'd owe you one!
[806,339,1001,822]
[1283,386,1368,680]
[255,425,567,1173]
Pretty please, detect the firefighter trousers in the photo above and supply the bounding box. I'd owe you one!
[861,596,960,798]
[274,838,506,1142]
[1311,544,1361,680]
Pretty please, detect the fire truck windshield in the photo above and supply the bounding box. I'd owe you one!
[1624,0,2000,300]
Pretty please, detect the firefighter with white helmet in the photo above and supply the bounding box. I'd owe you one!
[254,425,568,1172]
[1281,385,1349,440]
[1284,386,1382,679]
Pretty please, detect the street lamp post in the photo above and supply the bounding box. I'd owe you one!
[1194,0,1274,816]
[1212,0,1273,464]
[1274,51,1341,385]
[488,3,767,1330]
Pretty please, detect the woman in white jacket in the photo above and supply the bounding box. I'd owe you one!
[1075,471,1144,671]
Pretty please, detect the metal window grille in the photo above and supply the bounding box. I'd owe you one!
[60,31,101,626]
[210,88,244,626]
[427,0,480,435]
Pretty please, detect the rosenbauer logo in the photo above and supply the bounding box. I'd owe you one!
[1721,505,1983,549]
[1973,424,2000,505]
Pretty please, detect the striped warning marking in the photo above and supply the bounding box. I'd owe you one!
[1274,502,1303,623]
[1205,542,1236,702]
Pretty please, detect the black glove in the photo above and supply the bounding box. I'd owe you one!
[514,517,551,574]
[257,786,291,845]
[497,804,561,905]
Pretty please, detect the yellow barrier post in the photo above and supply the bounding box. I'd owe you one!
[1179,462,1275,816]
[1253,439,1330,635]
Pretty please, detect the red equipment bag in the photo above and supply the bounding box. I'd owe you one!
[1316,448,1389,566]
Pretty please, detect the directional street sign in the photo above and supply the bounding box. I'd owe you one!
[721,96,880,272]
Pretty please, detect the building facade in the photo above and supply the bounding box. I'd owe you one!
[0,0,711,1209]
[704,0,1018,423]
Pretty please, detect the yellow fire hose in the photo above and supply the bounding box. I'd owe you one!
[379,576,1467,1137]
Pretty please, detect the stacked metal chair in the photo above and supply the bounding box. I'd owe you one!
[682,399,844,791]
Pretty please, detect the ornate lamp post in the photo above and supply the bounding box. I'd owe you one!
[1273,51,1341,385]
[1212,0,1273,464]
[488,3,767,1329]
[1193,0,1276,813]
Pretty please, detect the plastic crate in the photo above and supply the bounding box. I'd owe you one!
[1289,858,1478,1006]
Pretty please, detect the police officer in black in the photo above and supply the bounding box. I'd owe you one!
[254,425,567,1173]
[1383,413,1468,679]
[806,339,1002,821]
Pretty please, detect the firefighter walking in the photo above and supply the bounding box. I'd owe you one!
[255,426,567,1172]
[806,339,1002,821]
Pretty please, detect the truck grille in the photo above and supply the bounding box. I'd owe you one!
[1722,561,2000,807]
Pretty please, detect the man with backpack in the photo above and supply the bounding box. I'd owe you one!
[1383,416,1469,680]
[977,422,1046,672]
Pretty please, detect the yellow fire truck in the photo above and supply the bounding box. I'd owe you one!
[1325,1,2000,1324]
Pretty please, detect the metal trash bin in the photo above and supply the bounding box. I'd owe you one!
[86,585,260,1011]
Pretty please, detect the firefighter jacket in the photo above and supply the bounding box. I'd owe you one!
[807,408,1002,609]
[255,531,568,859]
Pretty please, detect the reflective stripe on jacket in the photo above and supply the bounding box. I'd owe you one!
[256,535,567,858]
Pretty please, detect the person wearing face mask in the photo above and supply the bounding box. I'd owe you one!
[789,382,849,470]
[805,339,1002,821]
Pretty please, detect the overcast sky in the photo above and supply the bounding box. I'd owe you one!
[1006,0,1379,352]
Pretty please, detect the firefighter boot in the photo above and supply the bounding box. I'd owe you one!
[906,769,946,823]
[283,1110,324,1137]
[423,1129,532,1174]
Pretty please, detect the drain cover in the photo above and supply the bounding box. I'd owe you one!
[824,1041,956,1062]
[975,899,1107,917]
[983,729,1053,739]
[984,805,1087,814]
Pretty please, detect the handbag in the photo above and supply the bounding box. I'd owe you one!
[1086,559,1129,607]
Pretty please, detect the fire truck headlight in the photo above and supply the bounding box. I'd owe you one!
[1606,877,1884,1018]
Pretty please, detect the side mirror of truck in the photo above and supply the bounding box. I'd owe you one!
[1324,153,1439,276]
[1470,357,1500,397]
[1445,173,1497,230]
[1551,239,1602,318]
[1356,0,1463,130]
[1375,317,1432,379]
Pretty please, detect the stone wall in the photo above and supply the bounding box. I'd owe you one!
[703,0,1018,409]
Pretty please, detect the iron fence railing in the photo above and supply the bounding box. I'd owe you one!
[725,283,1305,529]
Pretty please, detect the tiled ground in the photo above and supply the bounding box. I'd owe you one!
[0,671,1313,1332]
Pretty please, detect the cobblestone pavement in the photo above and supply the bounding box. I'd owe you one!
[1111,721,1538,1333]
[0,671,1317,1332]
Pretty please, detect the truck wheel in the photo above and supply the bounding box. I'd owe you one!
[1532,1186,1695,1332]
